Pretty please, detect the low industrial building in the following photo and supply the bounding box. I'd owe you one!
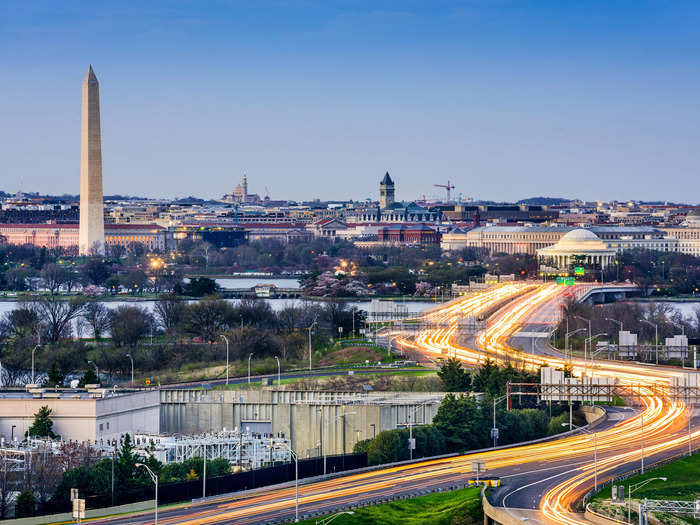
[0,388,160,443]
[160,389,445,458]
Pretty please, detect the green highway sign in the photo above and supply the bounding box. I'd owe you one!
[574,267,585,276]
[565,277,575,285]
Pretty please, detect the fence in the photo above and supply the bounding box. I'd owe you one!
[81,453,367,510]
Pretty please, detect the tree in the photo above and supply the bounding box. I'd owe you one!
[78,367,99,387]
[437,358,472,392]
[27,406,58,439]
[182,298,234,342]
[432,394,486,451]
[81,301,111,339]
[24,295,87,343]
[81,258,111,286]
[154,294,186,332]
[40,263,70,294]
[14,489,35,518]
[121,269,149,295]
[46,362,65,388]
[110,305,153,347]
[3,267,32,291]
[0,306,41,341]
[184,277,219,297]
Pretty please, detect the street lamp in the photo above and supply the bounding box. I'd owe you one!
[31,344,40,384]
[574,315,592,360]
[627,477,667,524]
[308,318,317,371]
[604,317,623,335]
[274,356,281,386]
[317,511,355,525]
[492,395,509,448]
[276,442,299,522]
[562,423,598,491]
[87,360,99,384]
[248,353,254,384]
[125,353,134,387]
[584,333,607,377]
[639,319,659,365]
[565,328,587,364]
[406,404,430,460]
[220,334,229,384]
[135,463,158,525]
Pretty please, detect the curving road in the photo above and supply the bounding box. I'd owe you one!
[82,282,696,525]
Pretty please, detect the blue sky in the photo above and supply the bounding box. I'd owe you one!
[1,1,698,203]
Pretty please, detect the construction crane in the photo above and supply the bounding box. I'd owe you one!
[434,180,455,202]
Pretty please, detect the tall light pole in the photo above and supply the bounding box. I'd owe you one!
[406,403,429,460]
[317,408,325,475]
[135,463,158,525]
[627,477,666,524]
[220,334,229,384]
[274,356,281,386]
[604,317,623,336]
[584,333,607,383]
[308,318,317,371]
[562,423,597,490]
[336,412,357,470]
[565,328,586,365]
[574,315,591,361]
[202,443,207,499]
[639,319,658,365]
[277,442,299,522]
[31,345,40,384]
[248,353,254,384]
[492,395,508,448]
[126,353,134,387]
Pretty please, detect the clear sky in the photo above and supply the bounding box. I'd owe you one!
[1,1,698,203]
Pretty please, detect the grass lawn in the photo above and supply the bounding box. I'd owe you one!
[590,452,700,524]
[294,486,482,525]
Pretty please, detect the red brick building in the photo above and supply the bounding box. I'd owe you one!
[377,224,441,245]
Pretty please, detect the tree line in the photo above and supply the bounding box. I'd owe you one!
[355,359,572,465]
[0,295,366,386]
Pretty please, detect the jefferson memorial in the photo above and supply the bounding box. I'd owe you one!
[537,229,617,269]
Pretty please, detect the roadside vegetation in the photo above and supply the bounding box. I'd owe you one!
[590,452,700,524]
[295,486,483,525]
[354,359,581,465]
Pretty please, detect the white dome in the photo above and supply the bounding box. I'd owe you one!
[560,229,601,242]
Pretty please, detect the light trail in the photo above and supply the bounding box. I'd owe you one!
[405,282,693,524]
[90,282,693,525]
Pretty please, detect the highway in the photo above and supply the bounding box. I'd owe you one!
[84,282,696,525]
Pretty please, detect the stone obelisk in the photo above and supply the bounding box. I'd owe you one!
[79,65,105,255]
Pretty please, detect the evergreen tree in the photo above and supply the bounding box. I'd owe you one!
[437,358,472,392]
[26,406,57,439]
[15,490,36,518]
[78,367,99,387]
[46,362,64,388]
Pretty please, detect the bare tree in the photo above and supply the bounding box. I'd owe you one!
[81,302,111,340]
[24,296,87,343]
[27,444,63,506]
[40,264,70,295]
[154,294,186,332]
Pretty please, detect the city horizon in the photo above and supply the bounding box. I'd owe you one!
[3,2,699,202]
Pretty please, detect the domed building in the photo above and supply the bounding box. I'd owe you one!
[537,228,617,269]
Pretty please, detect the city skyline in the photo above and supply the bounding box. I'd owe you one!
[2,1,699,203]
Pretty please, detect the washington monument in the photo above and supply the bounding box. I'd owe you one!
[79,65,105,255]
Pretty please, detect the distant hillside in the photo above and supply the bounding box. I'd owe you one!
[517,197,570,206]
